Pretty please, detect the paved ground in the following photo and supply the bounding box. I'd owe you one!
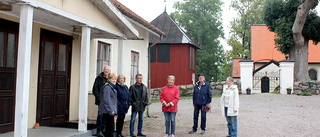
[121,93,320,137]
[1,93,319,137]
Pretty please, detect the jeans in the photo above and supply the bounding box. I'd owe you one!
[192,105,207,131]
[130,111,144,134]
[116,113,126,135]
[102,114,115,137]
[225,107,237,137]
[164,112,176,135]
[96,112,105,133]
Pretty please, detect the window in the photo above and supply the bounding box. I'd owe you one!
[157,44,170,62]
[189,46,195,70]
[150,45,156,62]
[0,31,17,68]
[309,69,317,80]
[97,42,110,75]
[130,51,139,85]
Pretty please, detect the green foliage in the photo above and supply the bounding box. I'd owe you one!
[263,0,320,54]
[179,87,193,96]
[170,0,225,82]
[228,0,265,57]
[273,85,280,92]
[297,92,312,96]
[223,0,265,79]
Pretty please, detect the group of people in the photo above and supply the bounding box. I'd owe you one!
[92,66,239,137]
[160,74,239,137]
[92,66,148,137]
[188,74,239,137]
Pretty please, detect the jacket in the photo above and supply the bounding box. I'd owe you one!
[129,83,148,112]
[193,81,212,106]
[115,83,131,114]
[160,84,180,112]
[92,72,108,105]
[221,84,239,116]
[99,82,117,116]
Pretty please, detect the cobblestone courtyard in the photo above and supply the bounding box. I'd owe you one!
[121,93,320,137]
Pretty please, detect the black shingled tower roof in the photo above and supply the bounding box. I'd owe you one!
[149,11,200,49]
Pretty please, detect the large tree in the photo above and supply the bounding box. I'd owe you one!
[263,0,320,81]
[170,0,225,82]
[223,0,265,78]
[229,0,265,58]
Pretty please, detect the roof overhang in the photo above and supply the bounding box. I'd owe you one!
[90,0,139,39]
[0,0,134,39]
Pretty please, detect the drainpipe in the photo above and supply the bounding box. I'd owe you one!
[147,34,163,118]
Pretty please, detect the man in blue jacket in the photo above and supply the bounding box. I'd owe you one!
[189,73,212,135]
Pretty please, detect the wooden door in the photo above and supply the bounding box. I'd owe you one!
[37,30,72,126]
[0,19,19,133]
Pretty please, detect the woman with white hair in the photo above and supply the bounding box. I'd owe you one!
[221,77,239,137]
[160,75,180,137]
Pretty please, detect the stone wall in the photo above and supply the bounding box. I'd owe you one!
[293,81,320,95]
[149,80,242,101]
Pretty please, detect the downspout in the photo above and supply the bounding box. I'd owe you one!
[147,34,163,118]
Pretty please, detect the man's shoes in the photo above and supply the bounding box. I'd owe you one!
[117,134,124,137]
[130,133,136,137]
[137,133,146,136]
[201,130,205,134]
[189,130,196,134]
[97,132,104,137]
[163,134,168,137]
[171,134,175,137]
[226,135,231,137]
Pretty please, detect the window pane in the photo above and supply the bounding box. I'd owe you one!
[131,53,134,65]
[103,44,109,61]
[150,45,156,62]
[97,60,101,75]
[97,44,102,60]
[6,33,16,68]
[0,31,4,67]
[44,41,54,70]
[103,61,109,69]
[130,65,133,85]
[58,44,66,71]
[134,54,139,66]
[157,44,170,62]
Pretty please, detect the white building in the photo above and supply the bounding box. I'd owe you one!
[0,0,164,135]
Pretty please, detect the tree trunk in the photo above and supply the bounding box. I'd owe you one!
[291,0,316,82]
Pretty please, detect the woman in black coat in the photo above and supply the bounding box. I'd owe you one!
[115,74,131,137]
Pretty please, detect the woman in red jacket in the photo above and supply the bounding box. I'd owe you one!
[160,75,180,137]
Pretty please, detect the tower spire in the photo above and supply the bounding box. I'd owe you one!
[164,0,167,13]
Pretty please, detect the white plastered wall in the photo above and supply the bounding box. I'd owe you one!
[252,63,280,93]
[87,24,149,120]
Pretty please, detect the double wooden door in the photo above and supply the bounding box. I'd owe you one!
[37,30,72,126]
[0,19,19,133]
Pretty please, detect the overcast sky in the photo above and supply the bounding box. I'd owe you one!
[117,0,320,51]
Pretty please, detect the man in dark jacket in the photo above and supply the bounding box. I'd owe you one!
[129,74,148,137]
[189,73,212,135]
[92,66,110,136]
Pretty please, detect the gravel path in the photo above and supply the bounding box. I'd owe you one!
[121,93,320,137]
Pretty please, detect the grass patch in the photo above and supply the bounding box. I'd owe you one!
[213,95,222,98]
[297,92,312,96]
[151,99,160,103]
[180,96,193,100]
[270,92,280,94]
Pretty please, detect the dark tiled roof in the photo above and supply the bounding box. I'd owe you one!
[149,12,199,48]
[110,0,165,37]
[253,60,279,75]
